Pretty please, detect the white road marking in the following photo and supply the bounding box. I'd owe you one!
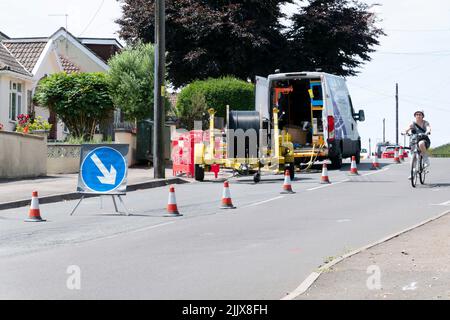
[242,196,284,208]
[89,221,176,243]
[360,167,390,177]
[307,180,348,191]
[307,167,390,191]
[337,219,352,223]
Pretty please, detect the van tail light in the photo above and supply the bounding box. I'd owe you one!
[327,116,335,141]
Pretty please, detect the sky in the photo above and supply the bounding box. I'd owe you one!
[1,0,449,148]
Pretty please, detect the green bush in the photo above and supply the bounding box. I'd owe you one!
[34,72,114,140]
[430,143,450,157]
[175,77,255,129]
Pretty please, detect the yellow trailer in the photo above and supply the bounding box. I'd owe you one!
[193,107,295,183]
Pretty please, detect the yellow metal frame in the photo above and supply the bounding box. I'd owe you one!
[194,107,294,174]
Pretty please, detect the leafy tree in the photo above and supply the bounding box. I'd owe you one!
[285,0,385,76]
[108,42,156,121]
[116,0,292,87]
[33,73,114,140]
[116,0,384,83]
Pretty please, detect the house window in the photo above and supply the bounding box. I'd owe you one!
[9,81,23,121]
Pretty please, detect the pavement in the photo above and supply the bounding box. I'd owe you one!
[297,211,450,300]
[0,167,229,210]
[0,158,449,299]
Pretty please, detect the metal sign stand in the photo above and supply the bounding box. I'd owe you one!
[71,144,131,217]
[70,194,130,216]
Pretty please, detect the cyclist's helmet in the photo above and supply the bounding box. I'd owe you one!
[414,110,425,117]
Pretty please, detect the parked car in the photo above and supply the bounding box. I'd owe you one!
[381,145,408,158]
[360,148,369,159]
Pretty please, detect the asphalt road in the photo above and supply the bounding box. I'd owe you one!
[1,158,450,299]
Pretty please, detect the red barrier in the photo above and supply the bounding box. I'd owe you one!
[172,130,224,178]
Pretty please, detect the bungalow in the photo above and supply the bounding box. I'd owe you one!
[0,27,122,140]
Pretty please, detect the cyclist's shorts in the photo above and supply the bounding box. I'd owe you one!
[418,136,431,149]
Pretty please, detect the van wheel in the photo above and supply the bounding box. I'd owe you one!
[330,155,343,169]
[288,164,295,180]
[195,165,205,181]
[355,152,361,164]
[253,172,261,184]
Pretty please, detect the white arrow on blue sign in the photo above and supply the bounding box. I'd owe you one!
[79,146,128,194]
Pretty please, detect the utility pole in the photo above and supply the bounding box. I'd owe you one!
[383,118,385,143]
[369,138,371,158]
[396,83,399,145]
[153,0,166,178]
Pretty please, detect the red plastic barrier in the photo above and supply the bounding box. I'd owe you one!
[171,130,224,178]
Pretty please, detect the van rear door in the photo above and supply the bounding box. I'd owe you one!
[255,76,269,121]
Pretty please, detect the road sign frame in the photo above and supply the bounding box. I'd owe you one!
[77,144,129,195]
[70,144,130,216]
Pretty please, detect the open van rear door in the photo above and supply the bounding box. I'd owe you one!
[255,76,269,120]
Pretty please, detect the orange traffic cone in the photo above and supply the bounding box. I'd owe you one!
[371,152,380,170]
[320,162,331,184]
[394,148,401,164]
[281,170,295,194]
[349,156,359,175]
[25,191,46,222]
[221,181,236,209]
[166,185,182,216]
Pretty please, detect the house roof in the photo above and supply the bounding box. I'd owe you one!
[0,31,10,40]
[0,27,120,76]
[2,41,47,73]
[59,55,81,73]
[50,28,111,68]
[0,43,31,76]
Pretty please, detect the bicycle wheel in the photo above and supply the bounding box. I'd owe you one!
[419,155,426,184]
[411,155,418,188]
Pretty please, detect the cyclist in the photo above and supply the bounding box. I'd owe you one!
[404,110,431,168]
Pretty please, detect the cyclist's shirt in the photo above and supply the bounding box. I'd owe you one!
[409,120,431,148]
[409,121,430,133]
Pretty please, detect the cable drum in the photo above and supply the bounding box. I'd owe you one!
[227,111,261,159]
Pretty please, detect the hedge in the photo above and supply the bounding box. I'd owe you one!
[175,77,255,128]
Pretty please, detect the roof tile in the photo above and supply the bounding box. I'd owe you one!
[2,41,47,73]
[0,43,30,76]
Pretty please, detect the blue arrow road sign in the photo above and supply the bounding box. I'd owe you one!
[79,146,128,194]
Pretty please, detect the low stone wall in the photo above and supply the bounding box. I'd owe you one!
[0,131,47,179]
[47,144,81,174]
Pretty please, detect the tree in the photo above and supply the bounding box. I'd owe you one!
[34,73,114,140]
[285,0,385,76]
[108,42,156,121]
[116,0,292,87]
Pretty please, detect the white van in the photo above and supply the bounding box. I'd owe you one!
[255,71,365,168]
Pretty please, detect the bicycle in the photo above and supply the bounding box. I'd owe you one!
[405,132,429,187]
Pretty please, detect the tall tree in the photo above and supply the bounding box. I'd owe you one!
[108,42,156,121]
[116,0,292,87]
[285,0,385,76]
